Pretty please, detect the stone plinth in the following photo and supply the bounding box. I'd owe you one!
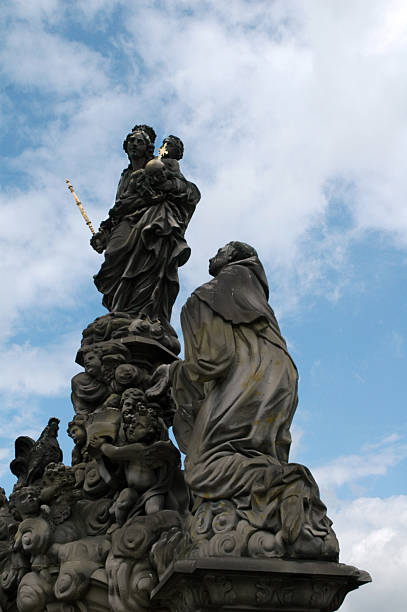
[151,557,371,612]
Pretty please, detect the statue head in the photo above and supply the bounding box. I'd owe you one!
[131,124,156,145]
[120,388,146,414]
[82,342,131,386]
[122,405,161,444]
[10,485,41,520]
[67,415,87,446]
[161,135,184,160]
[123,126,155,160]
[115,363,142,388]
[208,241,258,277]
[83,348,103,378]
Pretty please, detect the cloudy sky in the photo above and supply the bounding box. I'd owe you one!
[1,1,406,609]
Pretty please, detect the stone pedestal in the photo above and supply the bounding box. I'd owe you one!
[151,557,371,612]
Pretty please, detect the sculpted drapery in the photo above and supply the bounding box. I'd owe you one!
[167,252,335,540]
[93,180,199,321]
[92,129,200,326]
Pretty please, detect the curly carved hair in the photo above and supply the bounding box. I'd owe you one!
[162,135,184,160]
[82,342,131,383]
[122,406,162,443]
[120,387,146,408]
[132,124,156,144]
[67,414,87,438]
[9,485,41,520]
[123,125,155,158]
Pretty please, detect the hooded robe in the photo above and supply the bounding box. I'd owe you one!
[170,257,337,549]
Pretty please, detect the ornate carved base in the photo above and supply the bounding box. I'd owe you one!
[150,557,371,612]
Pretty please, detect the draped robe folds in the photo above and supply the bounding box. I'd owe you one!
[94,170,200,321]
[170,258,334,538]
[71,372,109,415]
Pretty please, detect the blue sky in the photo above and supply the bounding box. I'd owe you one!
[1,1,406,610]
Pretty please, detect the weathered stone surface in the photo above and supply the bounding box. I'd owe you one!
[0,127,371,612]
[11,419,63,488]
[91,125,200,335]
[147,242,339,564]
[151,557,371,612]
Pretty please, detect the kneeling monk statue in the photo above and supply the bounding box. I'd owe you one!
[147,241,339,560]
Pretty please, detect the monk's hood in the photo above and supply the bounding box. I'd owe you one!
[192,256,284,342]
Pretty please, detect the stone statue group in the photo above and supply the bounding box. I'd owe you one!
[0,124,369,612]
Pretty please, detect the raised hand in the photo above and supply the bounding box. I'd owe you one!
[88,434,104,450]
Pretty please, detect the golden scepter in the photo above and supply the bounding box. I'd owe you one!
[158,142,168,159]
[65,179,96,235]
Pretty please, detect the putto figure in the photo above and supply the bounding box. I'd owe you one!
[89,404,182,527]
[90,124,200,333]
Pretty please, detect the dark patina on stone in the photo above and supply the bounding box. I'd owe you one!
[0,125,370,611]
[151,558,371,612]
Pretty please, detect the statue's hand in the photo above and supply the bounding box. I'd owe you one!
[88,434,104,450]
[145,364,171,398]
[90,232,105,254]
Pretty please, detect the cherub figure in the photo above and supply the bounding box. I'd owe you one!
[120,387,146,416]
[40,463,78,526]
[71,342,131,415]
[159,134,184,173]
[67,415,89,466]
[9,486,42,522]
[119,386,175,429]
[89,405,180,527]
[123,158,184,223]
[123,134,184,199]
[9,486,53,579]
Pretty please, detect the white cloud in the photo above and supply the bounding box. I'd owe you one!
[0,401,48,445]
[287,424,304,462]
[0,26,109,96]
[310,435,407,610]
[0,332,82,464]
[0,8,405,610]
[0,333,81,397]
[391,330,405,357]
[0,0,406,520]
[87,0,407,318]
[313,435,407,489]
[0,185,100,343]
[0,0,406,483]
[364,433,403,451]
[332,495,407,612]
[2,0,407,331]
